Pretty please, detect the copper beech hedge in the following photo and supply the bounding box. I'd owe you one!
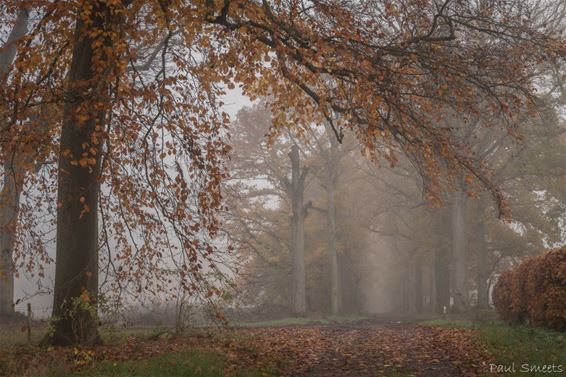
[493,247,566,331]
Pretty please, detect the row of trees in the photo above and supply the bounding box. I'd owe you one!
[226,81,565,317]
[225,102,360,315]
[0,0,564,344]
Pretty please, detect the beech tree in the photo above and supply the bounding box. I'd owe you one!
[0,3,53,316]
[297,125,358,314]
[0,4,29,316]
[226,104,363,315]
[288,144,308,315]
[1,0,563,344]
[226,102,311,315]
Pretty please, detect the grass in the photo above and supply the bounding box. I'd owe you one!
[423,317,566,377]
[233,317,325,327]
[0,323,48,347]
[421,318,478,328]
[66,350,267,377]
[479,324,566,375]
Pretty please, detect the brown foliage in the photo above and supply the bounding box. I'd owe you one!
[493,247,566,331]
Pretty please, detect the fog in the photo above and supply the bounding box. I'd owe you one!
[215,98,566,322]
[1,2,565,376]
[12,87,254,318]
[8,88,565,326]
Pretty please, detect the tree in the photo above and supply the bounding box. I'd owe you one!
[288,144,308,315]
[450,187,468,312]
[50,0,121,345]
[0,4,29,316]
[226,103,311,315]
[472,98,566,308]
[2,0,562,344]
[300,125,358,314]
[227,104,365,316]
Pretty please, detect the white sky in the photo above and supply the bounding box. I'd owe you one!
[14,88,253,316]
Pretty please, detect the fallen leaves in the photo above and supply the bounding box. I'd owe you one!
[0,322,493,377]
[226,324,492,376]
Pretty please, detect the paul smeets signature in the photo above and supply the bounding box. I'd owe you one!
[489,363,564,374]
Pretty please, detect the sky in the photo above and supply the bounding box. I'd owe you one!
[222,86,255,118]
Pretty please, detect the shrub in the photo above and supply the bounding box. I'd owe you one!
[493,247,566,331]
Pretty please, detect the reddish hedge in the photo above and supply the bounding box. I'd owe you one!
[493,247,566,331]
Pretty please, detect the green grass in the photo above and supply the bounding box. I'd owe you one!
[420,318,478,328]
[67,350,267,377]
[424,318,566,377]
[233,317,325,327]
[478,324,566,376]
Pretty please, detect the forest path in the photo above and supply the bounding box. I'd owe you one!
[229,322,493,377]
[0,320,493,376]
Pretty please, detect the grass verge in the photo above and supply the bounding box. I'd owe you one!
[423,318,566,377]
[66,350,267,377]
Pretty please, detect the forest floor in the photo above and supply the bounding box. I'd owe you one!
[0,315,564,377]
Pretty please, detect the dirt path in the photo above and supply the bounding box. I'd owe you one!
[229,323,493,376]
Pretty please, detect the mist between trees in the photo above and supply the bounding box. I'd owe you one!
[0,0,564,347]
[225,97,565,320]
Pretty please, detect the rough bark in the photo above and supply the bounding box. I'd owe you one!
[451,190,469,313]
[289,145,307,316]
[0,5,30,316]
[50,2,111,345]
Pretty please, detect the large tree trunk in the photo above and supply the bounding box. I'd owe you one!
[451,190,469,313]
[289,145,307,315]
[475,196,489,309]
[0,5,30,316]
[50,2,112,345]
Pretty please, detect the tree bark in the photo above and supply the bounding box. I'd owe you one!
[451,190,469,313]
[323,125,341,316]
[414,259,423,314]
[326,178,340,315]
[289,145,307,315]
[434,244,450,314]
[475,196,489,309]
[50,2,112,345]
[0,160,24,316]
[0,4,30,316]
[0,6,29,77]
